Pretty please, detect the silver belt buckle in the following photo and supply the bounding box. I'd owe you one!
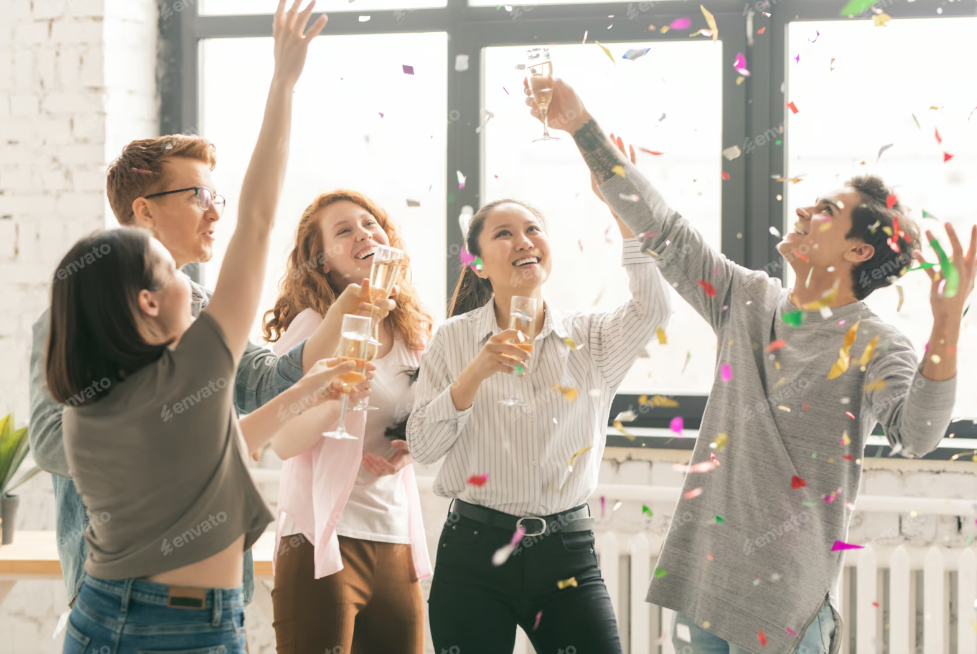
[515,516,547,537]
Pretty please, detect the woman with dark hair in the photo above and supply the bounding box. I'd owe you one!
[44,4,351,652]
[407,145,672,654]
[264,190,433,654]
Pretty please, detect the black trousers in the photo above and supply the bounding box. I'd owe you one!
[428,504,623,654]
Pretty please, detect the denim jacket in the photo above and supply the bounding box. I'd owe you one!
[28,281,306,607]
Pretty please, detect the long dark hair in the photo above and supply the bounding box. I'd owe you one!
[46,227,171,406]
[446,199,548,318]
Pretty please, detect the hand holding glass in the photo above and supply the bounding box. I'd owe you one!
[323,314,372,440]
[527,48,558,143]
[353,245,405,411]
[498,296,537,407]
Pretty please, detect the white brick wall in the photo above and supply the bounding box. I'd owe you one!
[0,0,158,652]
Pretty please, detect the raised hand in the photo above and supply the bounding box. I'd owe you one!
[273,0,328,88]
[464,329,532,382]
[363,440,413,477]
[523,76,590,134]
[331,278,398,321]
[915,223,977,323]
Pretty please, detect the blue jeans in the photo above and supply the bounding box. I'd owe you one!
[63,575,248,654]
[672,599,836,654]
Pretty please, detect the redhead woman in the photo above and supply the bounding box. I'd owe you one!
[407,154,672,653]
[264,190,434,654]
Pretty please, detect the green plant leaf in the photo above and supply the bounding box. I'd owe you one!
[5,466,42,494]
[0,414,11,442]
[0,417,28,494]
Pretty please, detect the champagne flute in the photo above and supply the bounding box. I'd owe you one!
[498,296,537,407]
[352,245,405,411]
[527,48,559,143]
[323,314,372,440]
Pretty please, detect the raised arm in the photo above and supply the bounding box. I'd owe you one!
[526,77,753,333]
[204,0,327,361]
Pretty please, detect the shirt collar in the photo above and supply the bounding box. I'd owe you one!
[471,298,570,345]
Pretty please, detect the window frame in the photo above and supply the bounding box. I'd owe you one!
[159,0,975,453]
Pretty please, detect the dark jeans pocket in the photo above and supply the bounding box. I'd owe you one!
[559,530,595,553]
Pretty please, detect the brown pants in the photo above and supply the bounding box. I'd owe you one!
[271,534,424,654]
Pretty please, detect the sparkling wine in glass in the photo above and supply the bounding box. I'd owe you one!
[527,48,559,143]
[498,296,537,407]
[323,314,372,440]
[352,245,405,411]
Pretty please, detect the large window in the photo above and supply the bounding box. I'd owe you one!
[785,16,977,420]
[483,40,723,394]
[200,33,448,341]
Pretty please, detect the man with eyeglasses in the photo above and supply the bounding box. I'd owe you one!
[27,129,382,620]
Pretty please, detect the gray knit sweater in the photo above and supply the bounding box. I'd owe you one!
[599,163,956,654]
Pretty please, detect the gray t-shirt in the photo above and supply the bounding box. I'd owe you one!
[63,311,274,581]
[599,162,956,654]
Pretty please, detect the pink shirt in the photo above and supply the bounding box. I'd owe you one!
[271,309,432,581]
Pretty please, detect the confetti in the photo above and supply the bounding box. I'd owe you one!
[944,152,954,163]
[131,168,154,174]
[615,410,637,422]
[674,460,717,474]
[460,247,477,268]
[622,48,651,61]
[840,0,875,15]
[492,525,526,566]
[642,505,653,517]
[864,379,886,392]
[721,364,732,382]
[791,475,807,489]
[670,416,684,435]
[831,540,864,551]
[640,394,679,408]
[886,194,898,209]
[613,500,622,512]
[568,446,592,470]
[801,281,840,311]
[873,13,891,26]
[654,566,668,578]
[682,350,692,373]
[786,627,798,637]
[766,340,786,353]
[758,629,767,646]
[722,145,742,160]
[582,30,588,44]
[722,171,731,181]
[786,101,799,114]
[929,237,960,298]
[595,41,616,64]
[769,226,781,237]
[700,4,719,41]
[684,488,703,500]
[552,384,579,402]
[758,26,766,34]
[456,170,467,189]
[733,52,751,76]
[406,199,421,207]
[670,17,692,29]
[612,165,626,177]
[619,193,641,202]
[896,285,905,312]
[712,433,729,450]
[402,64,414,75]
[613,420,637,441]
[782,309,804,327]
[639,147,664,156]
[912,113,920,129]
[557,577,578,589]
[656,327,667,345]
[562,336,579,350]
[876,143,893,162]
[697,280,717,297]
[467,473,489,487]
[827,321,860,380]
[475,108,495,134]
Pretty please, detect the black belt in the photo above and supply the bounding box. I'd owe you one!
[450,499,594,537]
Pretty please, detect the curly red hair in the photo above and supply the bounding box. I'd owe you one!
[262,190,432,351]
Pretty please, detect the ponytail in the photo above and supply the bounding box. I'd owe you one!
[447,265,494,318]
[446,198,549,319]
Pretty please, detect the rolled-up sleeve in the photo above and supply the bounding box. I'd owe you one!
[234,340,306,414]
[589,238,671,391]
[407,330,474,465]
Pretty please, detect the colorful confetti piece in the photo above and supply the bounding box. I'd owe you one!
[721,364,733,382]
[670,416,684,435]
[782,309,804,327]
[402,64,414,75]
[594,41,615,64]
[698,280,717,297]
[930,237,960,298]
[656,327,667,345]
[534,611,542,630]
[767,340,786,353]
[827,321,860,380]
[552,383,579,402]
[758,629,767,647]
[791,475,807,489]
[642,505,653,517]
[654,567,668,578]
[467,473,489,487]
[557,577,578,589]
[831,540,864,551]
[684,487,703,499]
[733,52,751,76]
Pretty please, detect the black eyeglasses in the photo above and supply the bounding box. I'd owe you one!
[129,186,226,218]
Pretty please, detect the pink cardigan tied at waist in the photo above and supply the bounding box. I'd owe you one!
[270,308,432,581]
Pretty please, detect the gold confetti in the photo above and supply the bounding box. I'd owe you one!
[712,433,729,450]
[931,354,942,364]
[640,394,679,408]
[864,379,887,392]
[896,285,904,312]
[562,336,579,351]
[855,336,879,370]
[612,165,626,177]
[873,12,891,26]
[656,327,667,345]
[568,446,592,470]
[777,405,791,412]
[552,383,579,402]
[801,280,840,311]
[614,420,637,441]
[736,76,745,85]
[841,430,851,446]
[594,41,615,64]
[557,577,578,589]
[827,321,860,380]
[700,4,719,41]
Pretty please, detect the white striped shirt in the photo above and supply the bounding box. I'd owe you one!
[407,238,671,516]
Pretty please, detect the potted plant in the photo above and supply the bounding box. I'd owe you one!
[0,413,41,545]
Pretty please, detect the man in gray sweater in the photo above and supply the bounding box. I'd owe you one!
[525,79,975,653]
